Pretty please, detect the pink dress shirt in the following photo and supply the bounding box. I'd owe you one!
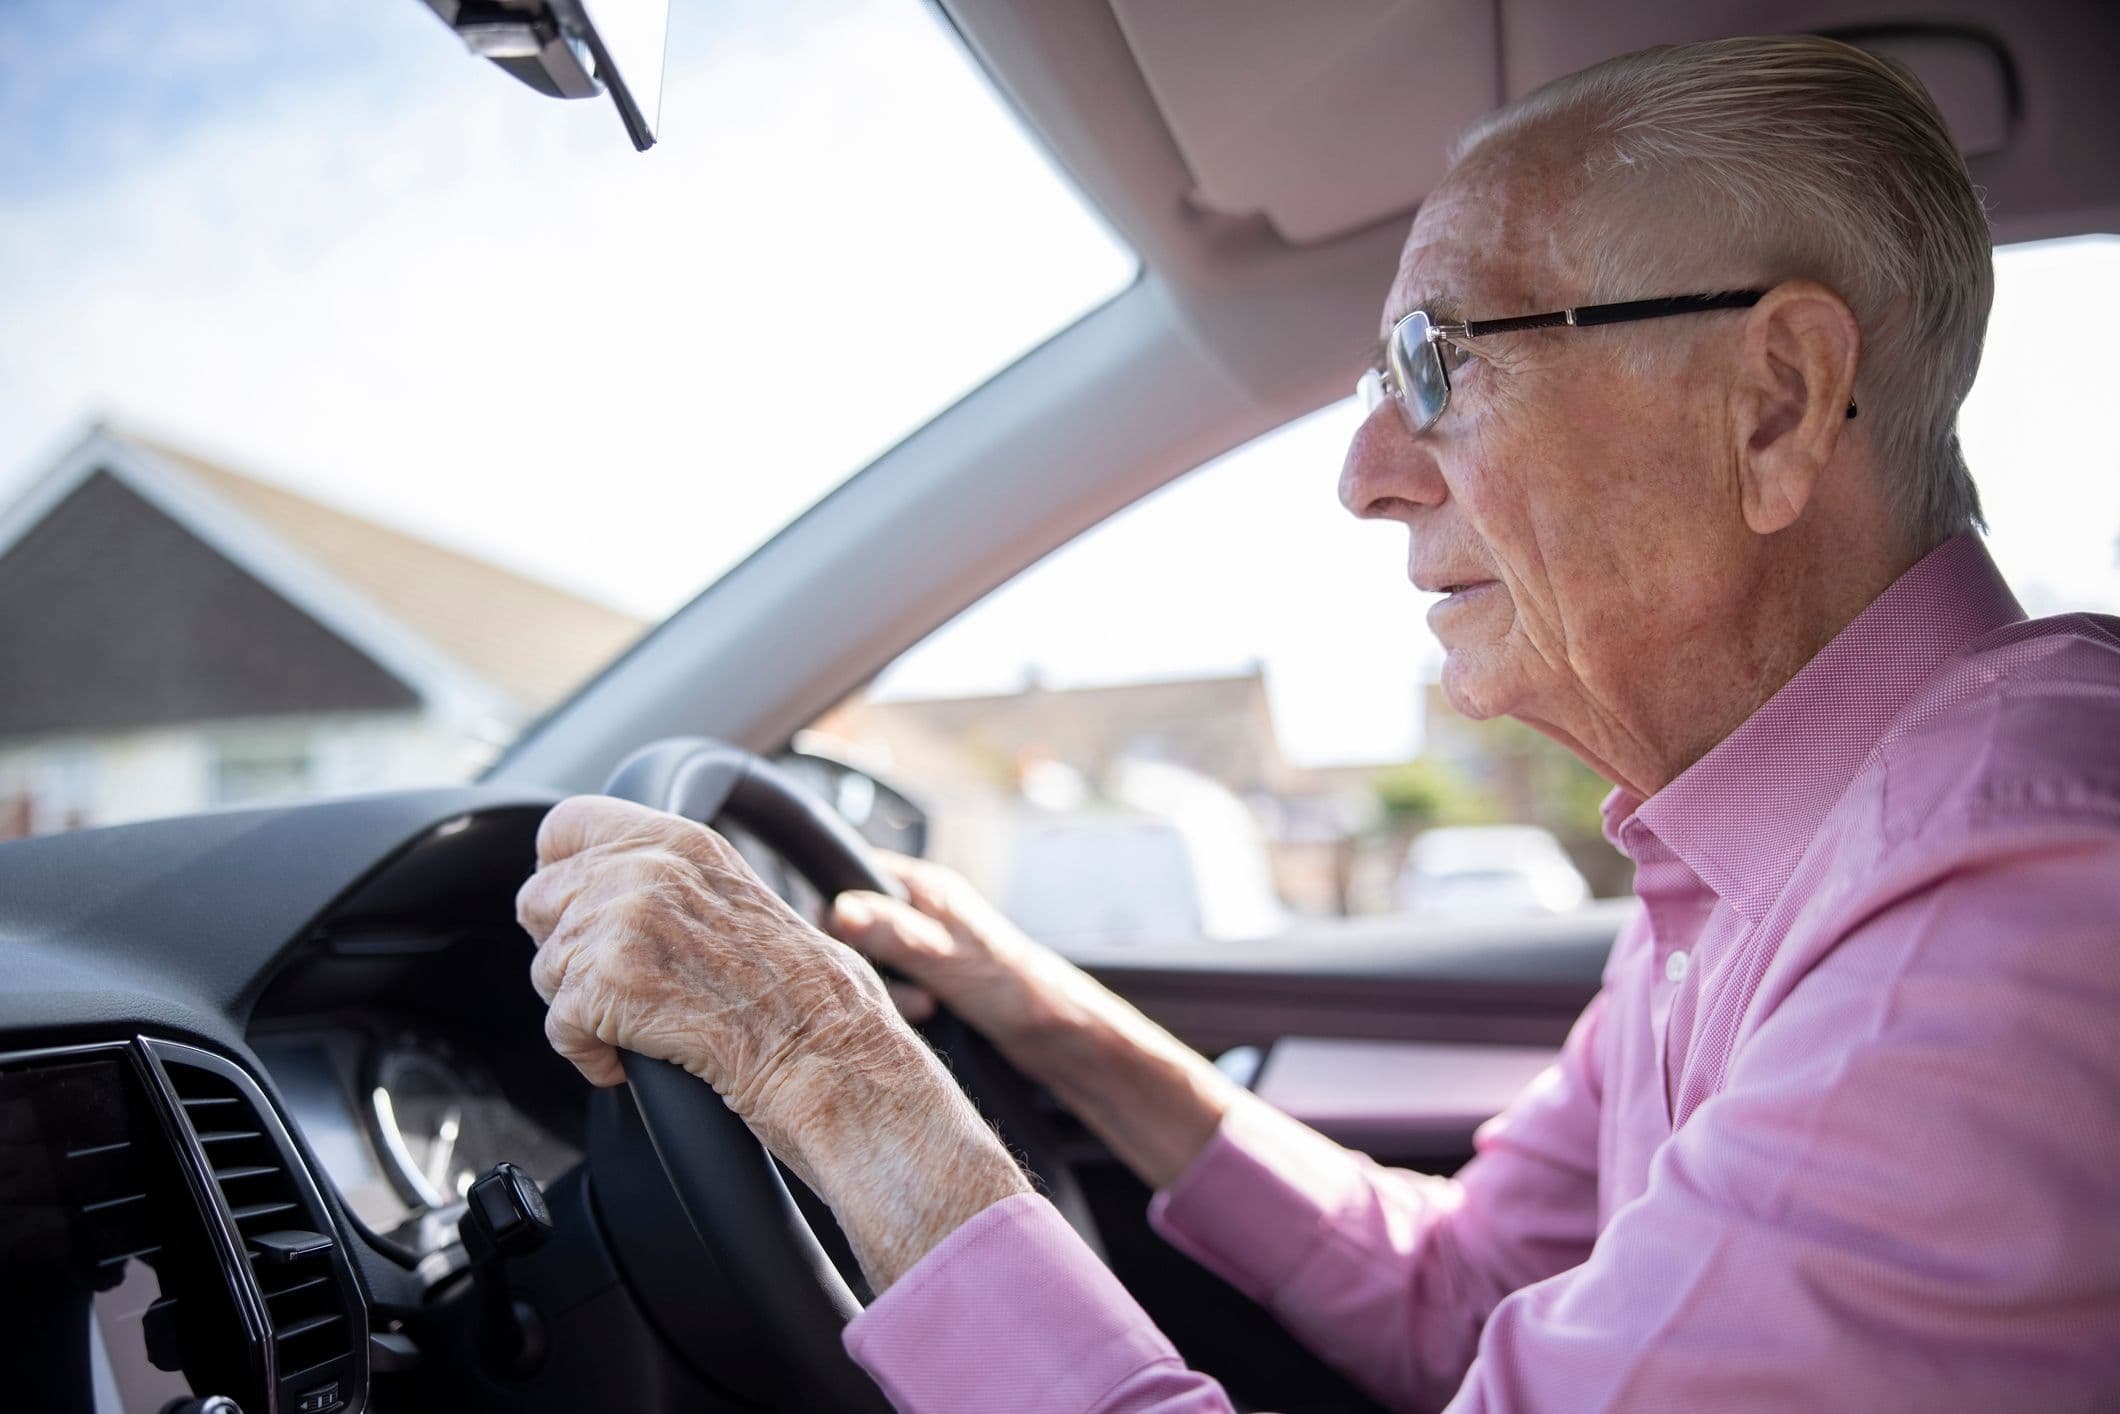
[844,534,2120,1411]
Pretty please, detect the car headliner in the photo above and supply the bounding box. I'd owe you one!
[490,0,2118,794]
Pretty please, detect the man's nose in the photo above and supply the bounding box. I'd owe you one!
[1339,401,1447,522]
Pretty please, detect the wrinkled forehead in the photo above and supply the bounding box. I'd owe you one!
[1379,135,1584,337]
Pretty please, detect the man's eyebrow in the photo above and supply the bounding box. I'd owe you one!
[1371,293,1463,364]
[1381,292,1463,330]
[1418,293,1467,323]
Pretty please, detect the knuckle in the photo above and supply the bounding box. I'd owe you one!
[546,984,607,1048]
[898,910,954,958]
[529,938,572,1001]
[615,849,690,910]
[646,845,700,884]
[610,890,669,942]
[655,815,726,870]
[535,796,590,864]
[514,873,545,929]
[542,998,580,1052]
[901,862,964,914]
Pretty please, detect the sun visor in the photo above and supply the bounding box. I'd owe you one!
[1850,30,2014,158]
[1110,0,1503,245]
[1500,3,2016,159]
[1111,4,2014,248]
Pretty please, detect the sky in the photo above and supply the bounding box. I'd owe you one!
[3,4,2116,771]
[0,0,1134,615]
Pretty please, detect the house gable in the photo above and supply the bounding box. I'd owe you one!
[0,467,419,736]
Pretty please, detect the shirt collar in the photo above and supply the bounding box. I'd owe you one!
[1604,533,2024,920]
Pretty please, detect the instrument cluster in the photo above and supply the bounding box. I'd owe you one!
[254,1025,582,1261]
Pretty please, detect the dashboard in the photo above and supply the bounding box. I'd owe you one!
[241,796,596,1280]
[0,785,743,1414]
[0,779,925,1414]
[252,1023,581,1262]
[0,764,1563,1414]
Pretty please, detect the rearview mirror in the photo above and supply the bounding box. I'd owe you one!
[421,0,670,151]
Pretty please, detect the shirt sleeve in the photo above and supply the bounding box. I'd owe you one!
[843,1191,1237,1413]
[841,968,1615,1414]
[1443,818,2120,1412]
[1150,980,1616,1412]
[841,951,1618,1414]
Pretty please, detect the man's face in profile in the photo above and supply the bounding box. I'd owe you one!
[1339,132,1761,762]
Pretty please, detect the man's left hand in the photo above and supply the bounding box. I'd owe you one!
[514,794,902,1148]
[513,794,1029,1288]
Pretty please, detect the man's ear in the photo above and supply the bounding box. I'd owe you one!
[1731,279,1860,535]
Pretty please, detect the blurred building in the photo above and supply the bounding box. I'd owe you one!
[817,669,1385,924]
[1417,683,1632,898]
[0,427,642,837]
[837,668,1305,795]
[819,670,1632,924]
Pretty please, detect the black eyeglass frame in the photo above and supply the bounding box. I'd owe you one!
[1360,289,1857,434]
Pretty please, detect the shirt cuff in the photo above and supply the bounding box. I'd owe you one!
[1147,1095,1375,1306]
[844,1191,1189,1413]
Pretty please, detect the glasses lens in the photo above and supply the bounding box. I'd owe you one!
[1387,312,1449,433]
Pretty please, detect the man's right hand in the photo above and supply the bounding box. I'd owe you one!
[824,852,1083,1076]
[823,852,1242,1191]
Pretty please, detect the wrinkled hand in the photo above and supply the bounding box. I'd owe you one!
[514,796,1031,1289]
[514,795,900,1143]
[825,852,1085,1063]
[827,852,1239,1190]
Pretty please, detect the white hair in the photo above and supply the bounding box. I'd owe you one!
[1454,35,1992,546]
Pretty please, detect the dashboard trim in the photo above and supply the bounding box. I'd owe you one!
[0,1036,283,1410]
[146,1036,374,1414]
[136,1036,282,1401]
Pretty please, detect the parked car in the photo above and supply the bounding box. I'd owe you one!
[1393,825,1591,919]
[1004,760,1286,946]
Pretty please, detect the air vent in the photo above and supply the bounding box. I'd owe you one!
[0,1044,253,1408]
[158,1044,367,1414]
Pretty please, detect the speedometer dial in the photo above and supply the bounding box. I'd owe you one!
[368,1037,508,1209]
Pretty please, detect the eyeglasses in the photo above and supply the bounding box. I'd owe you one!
[1357,289,1856,436]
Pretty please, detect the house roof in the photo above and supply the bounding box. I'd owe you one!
[0,427,646,734]
[834,667,1301,794]
[135,437,644,710]
[0,465,424,737]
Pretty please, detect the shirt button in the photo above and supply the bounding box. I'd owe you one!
[1665,950,1690,984]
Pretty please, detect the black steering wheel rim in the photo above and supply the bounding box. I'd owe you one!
[598,737,1096,1412]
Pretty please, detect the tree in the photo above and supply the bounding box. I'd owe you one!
[1372,757,1492,831]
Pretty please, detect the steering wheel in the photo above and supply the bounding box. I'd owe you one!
[599,738,1099,1411]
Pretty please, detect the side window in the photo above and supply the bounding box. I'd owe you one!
[808,236,2120,953]
[808,397,1623,951]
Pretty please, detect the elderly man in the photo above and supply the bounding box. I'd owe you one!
[514,34,2120,1412]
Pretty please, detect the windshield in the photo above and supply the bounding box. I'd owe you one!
[0,0,1134,834]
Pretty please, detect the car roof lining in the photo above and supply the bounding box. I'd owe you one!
[943,0,2119,399]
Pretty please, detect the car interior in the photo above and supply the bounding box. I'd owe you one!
[2,2,2114,1411]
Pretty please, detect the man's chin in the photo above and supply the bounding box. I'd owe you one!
[1438,649,1515,722]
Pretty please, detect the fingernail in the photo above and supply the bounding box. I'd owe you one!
[835,895,873,929]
